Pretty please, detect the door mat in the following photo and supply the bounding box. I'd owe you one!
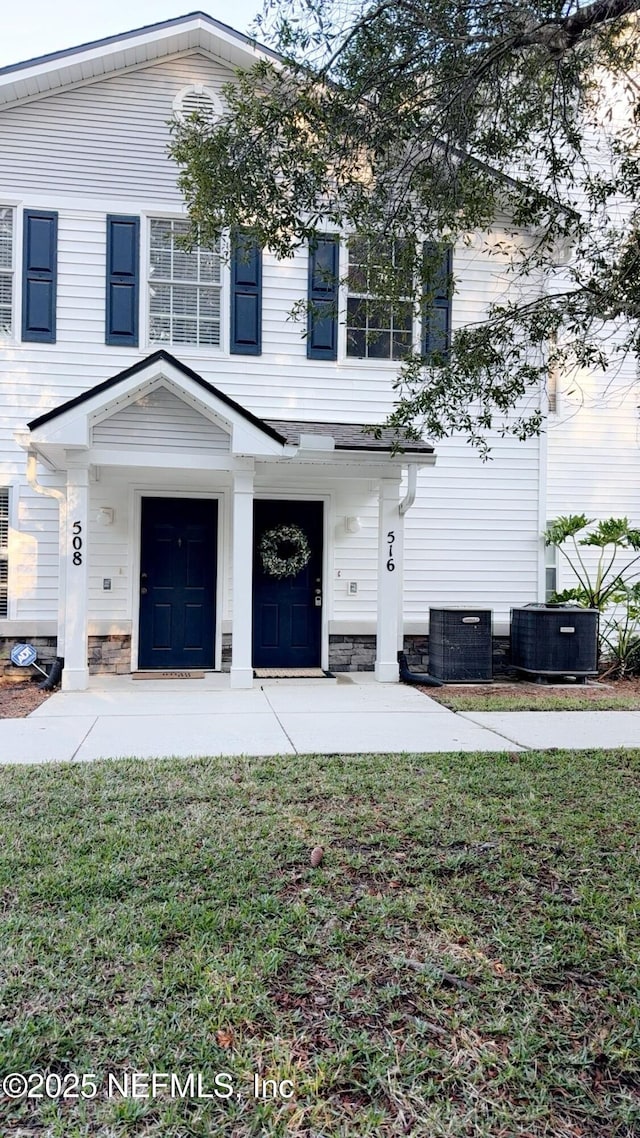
[132,671,205,680]
[253,668,334,679]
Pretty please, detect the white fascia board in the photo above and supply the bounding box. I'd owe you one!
[254,459,405,482]
[288,451,436,469]
[232,420,286,457]
[33,414,91,449]
[0,19,275,109]
[88,449,236,471]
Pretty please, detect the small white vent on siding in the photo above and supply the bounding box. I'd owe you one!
[0,488,8,619]
[172,84,222,125]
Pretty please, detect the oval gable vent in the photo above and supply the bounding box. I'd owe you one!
[173,84,222,124]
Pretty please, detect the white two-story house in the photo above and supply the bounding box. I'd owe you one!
[0,11,638,691]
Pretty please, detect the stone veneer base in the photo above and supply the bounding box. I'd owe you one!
[330,633,512,676]
[88,634,133,675]
[1,632,512,678]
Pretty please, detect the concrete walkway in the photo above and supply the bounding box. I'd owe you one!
[0,673,638,765]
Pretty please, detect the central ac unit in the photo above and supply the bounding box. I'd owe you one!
[510,605,599,679]
[428,608,493,682]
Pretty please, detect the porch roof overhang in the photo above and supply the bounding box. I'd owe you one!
[21,351,436,475]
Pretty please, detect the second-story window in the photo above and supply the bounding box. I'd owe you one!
[148,218,221,347]
[0,207,13,337]
[346,237,413,361]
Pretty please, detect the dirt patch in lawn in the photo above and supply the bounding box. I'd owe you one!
[419,675,640,711]
[0,677,51,718]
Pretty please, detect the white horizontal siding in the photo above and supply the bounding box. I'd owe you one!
[546,363,640,596]
[92,386,230,453]
[88,480,130,621]
[0,237,526,429]
[0,54,234,203]
[403,440,540,626]
[332,482,379,619]
[57,212,106,344]
[13,486,59,619]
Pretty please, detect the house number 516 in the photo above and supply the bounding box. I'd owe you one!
[387,530,395,572]
[72,520,83,566]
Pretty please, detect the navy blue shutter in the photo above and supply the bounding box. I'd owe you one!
[106,215,139,346]
[230,232,262,354]
[22,210,58,343]
[422,243,452,359]
[307,235,339,360]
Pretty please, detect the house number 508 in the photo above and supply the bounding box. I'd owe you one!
[72,521,83,566]
[387,530,396,572]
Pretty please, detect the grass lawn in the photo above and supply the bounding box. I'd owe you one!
[1,749,639,1137]
[424,683,640,713]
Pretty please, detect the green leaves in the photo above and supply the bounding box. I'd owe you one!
[580,517,640,549]
[547,586,590,607]
[169,0,640,453]
[545,514,640,670]
[544,515,593,547]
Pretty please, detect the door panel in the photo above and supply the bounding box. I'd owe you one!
[260,604,279,648]
[139,497,217,669]
[152,605,172,649]
[252,500,323,668]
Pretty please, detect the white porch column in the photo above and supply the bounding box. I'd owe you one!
[375,475,402,682]
[62,461,90,691]
[230,462,255,689]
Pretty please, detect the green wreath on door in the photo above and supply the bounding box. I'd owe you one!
[259,524,311,579]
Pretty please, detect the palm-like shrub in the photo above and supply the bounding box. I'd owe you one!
[544,515,640,677]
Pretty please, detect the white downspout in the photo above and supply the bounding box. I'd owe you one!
[399,463,418,516]
[27,449,67,657]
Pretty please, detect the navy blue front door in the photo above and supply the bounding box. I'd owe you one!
[139,497,217,669]
[253,500,323,668]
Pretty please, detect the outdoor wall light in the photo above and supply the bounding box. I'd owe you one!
[344,516,361,534]
[96,507,115,526]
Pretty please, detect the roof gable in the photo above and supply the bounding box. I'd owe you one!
[0,12,278,110]
[25,350,435,464]
[92,382,232,455]
[27,350,287,456]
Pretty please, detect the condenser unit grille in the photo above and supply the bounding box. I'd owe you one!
[510,607,599,677]
[428,608,492,682]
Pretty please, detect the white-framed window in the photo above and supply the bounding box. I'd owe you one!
[0,206,13,337]
[148,218,222,347]
[346,237,414,361]
[545,539,558,600]
[0,487,9,618]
